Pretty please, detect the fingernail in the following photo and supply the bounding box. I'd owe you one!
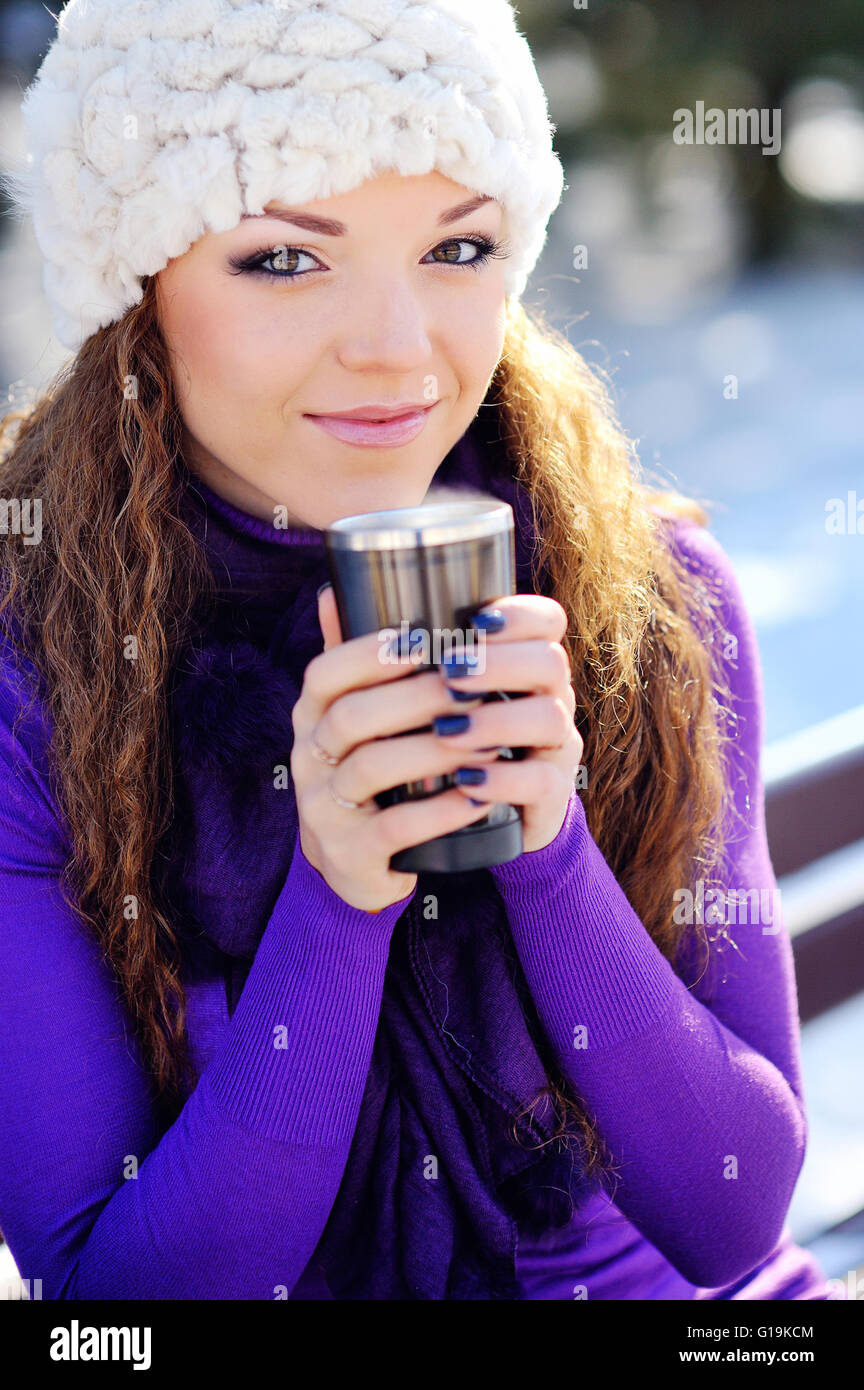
[454,766,487,786]
[468,798,487,807]
[441,652,481,679]
[316,582,332,599]
[385,628,426,660]
[469,608,506,633]
[448,687,484,704]
[433,714,471,736]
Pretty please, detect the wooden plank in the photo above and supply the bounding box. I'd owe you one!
[792,903,864,1024]
[766,748,864,878]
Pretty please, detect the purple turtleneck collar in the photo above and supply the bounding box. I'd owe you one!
[182,468,326,550]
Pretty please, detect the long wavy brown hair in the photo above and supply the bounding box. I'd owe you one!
[0,281,734,1188]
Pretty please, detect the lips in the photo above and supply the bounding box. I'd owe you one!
[302,400,438,448]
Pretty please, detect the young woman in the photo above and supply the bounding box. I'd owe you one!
[0,0,832,1300]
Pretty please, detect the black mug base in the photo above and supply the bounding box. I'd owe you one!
[390,805,523,874]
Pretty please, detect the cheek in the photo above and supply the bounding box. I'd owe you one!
[442,285,506,388]
[161,276,297,413]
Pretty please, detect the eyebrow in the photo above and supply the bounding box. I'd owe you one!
[239,193,497,236]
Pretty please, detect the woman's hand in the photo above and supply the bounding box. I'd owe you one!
[433,595,584,853]
[290,587,499,911]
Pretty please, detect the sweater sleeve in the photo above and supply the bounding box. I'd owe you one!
[490,521,807,1290]
[0,634,414,1300]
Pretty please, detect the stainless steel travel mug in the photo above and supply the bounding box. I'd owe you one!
[324,499,523,873]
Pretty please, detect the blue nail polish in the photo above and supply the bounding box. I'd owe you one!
[468,798,487,807]
[316,582,332,599]
[454,766,487,786]
[433,714,471,736]
[448,687,484,703]
[469,608,506,633]
[441,652,480,678]
[386,628,426,660]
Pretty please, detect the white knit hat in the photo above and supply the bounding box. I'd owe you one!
[3,0,565,352]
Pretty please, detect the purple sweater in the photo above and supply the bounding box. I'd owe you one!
[0,476,831,1300]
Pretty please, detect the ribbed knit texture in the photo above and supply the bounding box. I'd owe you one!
[0,454,833,1300]
[202,847,410,1144]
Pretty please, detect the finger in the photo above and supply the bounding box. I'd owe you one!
[374,786,496,856]
[449,756,574,808]
[314,669,485,762]
[317,584,342,651]
[297,625,428,724]
[429,693,579,754]
[467,594,568,644]
[440,639,572,696]
[328,731,503,806]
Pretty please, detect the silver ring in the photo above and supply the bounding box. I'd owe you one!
[328,779,361,811]
[311,732,340,767]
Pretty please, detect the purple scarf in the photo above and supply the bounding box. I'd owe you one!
[160,421,597,1298]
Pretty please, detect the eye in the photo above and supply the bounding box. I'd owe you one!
[424,235,511,272]
[227,244,325,280]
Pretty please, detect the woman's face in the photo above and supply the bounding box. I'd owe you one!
[155,170,509,529]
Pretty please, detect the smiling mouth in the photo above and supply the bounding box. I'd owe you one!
[301,401,439,447]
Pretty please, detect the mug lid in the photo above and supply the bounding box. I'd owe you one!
[325,498,514,551]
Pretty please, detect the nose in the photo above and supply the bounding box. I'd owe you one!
[335,271,433,376]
